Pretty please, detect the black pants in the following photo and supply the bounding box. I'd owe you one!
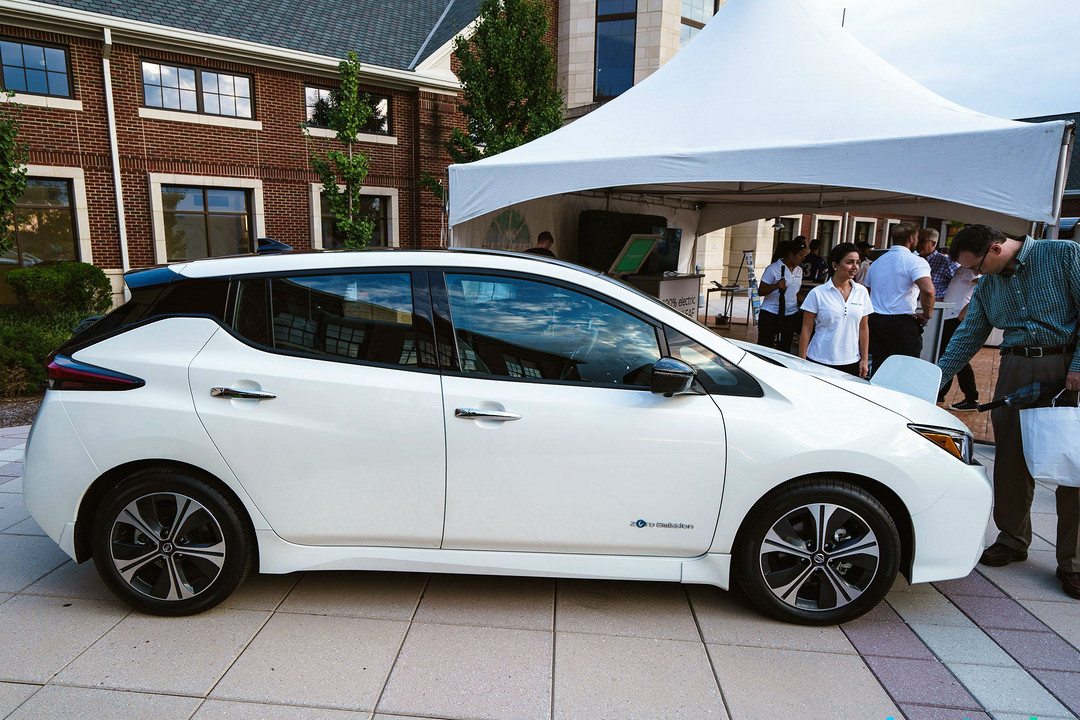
[936,317,978,402]
[757,309,800,354]
[991,352,1079,572]
[868,313,922,376]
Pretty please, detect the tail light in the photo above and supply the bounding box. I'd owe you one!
[47,355,145,391]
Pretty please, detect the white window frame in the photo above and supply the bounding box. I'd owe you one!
[148,173,265,264]
[849,216,878,246]
[24,164,92,263]
[783,215,802,235]
[883,219,901,246]
[812,213,843,249]
[309,182,399,249]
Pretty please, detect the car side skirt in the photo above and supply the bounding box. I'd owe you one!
[255,529,732,588]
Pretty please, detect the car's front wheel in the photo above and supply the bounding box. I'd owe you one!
[91,468,254,615]
[734,479,900,625]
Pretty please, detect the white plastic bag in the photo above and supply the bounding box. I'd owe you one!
[1019,391,1080,486]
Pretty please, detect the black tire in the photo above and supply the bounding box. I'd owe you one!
[91,467,254,616]
[734,479,900,625]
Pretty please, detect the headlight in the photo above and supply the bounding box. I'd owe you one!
[909,424,973,464]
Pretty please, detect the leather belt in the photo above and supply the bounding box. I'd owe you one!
[1000,344,1076,358]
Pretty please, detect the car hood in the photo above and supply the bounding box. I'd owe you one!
[729,340,971,433]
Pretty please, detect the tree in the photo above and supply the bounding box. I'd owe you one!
[422,0,564,201]
[0,91,28,256]
[303,51,375,248]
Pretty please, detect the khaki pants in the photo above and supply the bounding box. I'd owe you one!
[991,351,1080,573]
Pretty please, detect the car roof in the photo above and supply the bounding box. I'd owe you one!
[127,247,599,280]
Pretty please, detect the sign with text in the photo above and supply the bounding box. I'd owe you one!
[657,276,700,319]
[744,250,760,323]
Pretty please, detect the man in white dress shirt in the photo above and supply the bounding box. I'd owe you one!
[863,222,936,375]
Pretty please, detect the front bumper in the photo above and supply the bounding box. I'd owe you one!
[908,461,992,584]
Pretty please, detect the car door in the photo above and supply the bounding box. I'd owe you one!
[189,269,446,547]
[437,270,728,557]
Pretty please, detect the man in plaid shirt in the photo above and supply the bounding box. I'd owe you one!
[937,224,1080,600]
[917,227,959,300]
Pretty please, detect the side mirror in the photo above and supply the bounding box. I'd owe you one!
[650,357,697,397]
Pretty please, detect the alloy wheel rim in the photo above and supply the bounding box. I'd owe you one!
[758,502,880,612]
[108,492,226,601]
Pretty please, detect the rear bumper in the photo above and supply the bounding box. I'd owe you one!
[22,393,96,559]
[908,462,992,584]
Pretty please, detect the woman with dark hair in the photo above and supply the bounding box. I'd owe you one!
[799,242,874,377]
[756,237,808,352]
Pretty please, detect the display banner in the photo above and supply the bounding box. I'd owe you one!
[744,250,761,323]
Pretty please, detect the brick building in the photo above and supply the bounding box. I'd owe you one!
[1,0,560,302]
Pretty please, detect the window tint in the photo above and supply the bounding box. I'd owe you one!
[236,273,417,367]
[233,279,269,346]
[56,277,229,357]
[665,328,762,397]
[162,186,251,261]
[446,274,661,387]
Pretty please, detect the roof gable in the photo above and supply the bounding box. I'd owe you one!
[27,0,481,70]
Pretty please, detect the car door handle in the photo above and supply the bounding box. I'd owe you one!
[211,387,277,400]
[454,408,521,421]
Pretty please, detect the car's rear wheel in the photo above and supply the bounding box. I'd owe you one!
[91,468,254,615]
[735,479,900,625]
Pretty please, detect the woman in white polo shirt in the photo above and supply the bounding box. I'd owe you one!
[799,242,874,377]
[756,237,808,352]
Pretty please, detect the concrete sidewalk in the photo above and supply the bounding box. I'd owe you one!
[1,424,1078,720]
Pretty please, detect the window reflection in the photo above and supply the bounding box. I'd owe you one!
[230,273,428,368]
[1,40,70,97]
[665,328,761,396]
[3,178,78,269]
[446,274,661,387]
[162,186,250,261]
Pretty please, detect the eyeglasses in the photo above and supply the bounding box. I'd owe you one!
[973,244,997,274]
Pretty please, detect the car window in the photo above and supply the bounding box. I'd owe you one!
[446,273,661,387]
[232,273,418,367]
[664,327,762,397]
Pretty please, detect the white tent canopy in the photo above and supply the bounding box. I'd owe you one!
[448,0,1070,237]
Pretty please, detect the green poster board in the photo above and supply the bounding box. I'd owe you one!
[609,234,660,276]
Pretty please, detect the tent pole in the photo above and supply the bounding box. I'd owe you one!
[1047,121,1075,240]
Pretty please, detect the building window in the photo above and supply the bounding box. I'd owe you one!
[142,61,253,118]
[161,186,252,261]
[816,219,839,253]
[854,221,875,247]
[304,86,390,135]
[321,193,391,248]
[680,0,718,46]
[595,0,636,101]
[1,39,70,97]
[772,217,797,251]
[2,178,78,268]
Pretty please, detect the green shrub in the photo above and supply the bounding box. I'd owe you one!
[0,308,84,396]
[6,262,113,316]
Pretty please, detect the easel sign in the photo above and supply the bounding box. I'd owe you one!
[744,250,761,324]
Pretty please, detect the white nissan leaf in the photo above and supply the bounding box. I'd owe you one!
[22,249,991,624]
